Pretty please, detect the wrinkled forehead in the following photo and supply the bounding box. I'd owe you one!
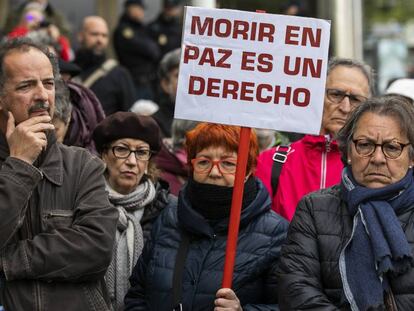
[3,47,53,78]
[326,65,370,96]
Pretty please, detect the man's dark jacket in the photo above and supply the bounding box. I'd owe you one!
[277,186,414,310]
[0,132,118,310]
[124,179,288,310]
[113,14,161,89]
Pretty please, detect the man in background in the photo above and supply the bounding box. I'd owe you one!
[74,16,136,115]
[256,58,374,221]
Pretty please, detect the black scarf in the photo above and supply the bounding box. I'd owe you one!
[74,49,106,71]
[187,176,257,220]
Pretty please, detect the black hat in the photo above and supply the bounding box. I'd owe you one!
[124,0,145,8]
[93,112,161,154]
[58,59,81,77]
[164,0,183,8]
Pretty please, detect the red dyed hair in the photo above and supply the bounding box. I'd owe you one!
[185,123,259,173]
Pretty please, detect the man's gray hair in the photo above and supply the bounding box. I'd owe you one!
[171,119,199,151]
[336,94,414,164]
[327,57,375,96]
[158,48,181,80]
[54,81,72,124]
[0,37,60,96]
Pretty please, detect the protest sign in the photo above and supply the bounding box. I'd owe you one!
[175,7,331,135]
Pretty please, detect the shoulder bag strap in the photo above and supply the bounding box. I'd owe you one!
[81,59,118,89]
[172,231,190,311]
[271,145,291,195]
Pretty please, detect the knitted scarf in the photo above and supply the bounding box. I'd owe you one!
[105,178,156,311]
[187,176,257,220]
[339,167,414,311]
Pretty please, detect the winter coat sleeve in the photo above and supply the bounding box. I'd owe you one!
[124,229,154,310]
[277,195,340,310]
[0,155,118,282]
[115,67,137,112]
[243,214,289,311]
[114,26,161,62]
[0,157,43,249]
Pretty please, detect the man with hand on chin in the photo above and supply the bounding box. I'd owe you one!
[0,37,118,311]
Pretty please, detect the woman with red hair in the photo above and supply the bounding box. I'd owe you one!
[125,123,289,310]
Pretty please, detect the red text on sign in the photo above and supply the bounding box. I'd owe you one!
[284,56,322,78]
[183,45,232,68]
[285,25,322,47]
[241,52,273,72]
[191,16,276,43]
[188,75,310,107]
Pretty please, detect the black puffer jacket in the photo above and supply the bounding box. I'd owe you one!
[277,185,414,310]
[140,179,174,243]
[125,179,288,310]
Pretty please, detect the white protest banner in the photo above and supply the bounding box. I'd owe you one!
[175,7,331,135]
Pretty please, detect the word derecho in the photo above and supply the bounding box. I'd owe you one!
[186,15,323,107]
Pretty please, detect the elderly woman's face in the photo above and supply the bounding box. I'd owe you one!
[102,138,150,194]
[348,112,413,188]
[192,146,238,187]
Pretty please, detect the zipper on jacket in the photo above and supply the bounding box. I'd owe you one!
[320,135,331,189]
[43,211,73,219]
[25,192,42,310]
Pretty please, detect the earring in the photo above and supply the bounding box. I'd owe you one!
[347,159,351,165]
[409,165,413,169]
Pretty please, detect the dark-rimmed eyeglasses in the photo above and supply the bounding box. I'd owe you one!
[352,139,411,159]
[112,146,152,161]
[191,157,237,174]
[326,88,368,107]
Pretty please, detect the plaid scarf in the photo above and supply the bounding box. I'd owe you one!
[339,167,414,311]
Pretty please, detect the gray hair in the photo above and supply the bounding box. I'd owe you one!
[0,37,61,96]
[158,48,181,80]
[171,119,199,151]
[336,94,414,165]
[54,80,72,124]
[327,57,375,96]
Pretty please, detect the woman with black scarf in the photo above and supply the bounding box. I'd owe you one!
[124,123,289,310]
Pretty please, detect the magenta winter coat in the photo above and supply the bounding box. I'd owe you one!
[255,134,343,221]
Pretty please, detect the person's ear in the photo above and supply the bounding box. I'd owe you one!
[77,31,84,44]
[160,78,170,94]
[101,150,110,164]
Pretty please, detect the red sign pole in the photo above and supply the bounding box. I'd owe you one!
[221,9,265,289]
[221,126,251,288]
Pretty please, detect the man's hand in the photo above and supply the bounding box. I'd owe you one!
[6,112,55,164]
[214,288,243,311]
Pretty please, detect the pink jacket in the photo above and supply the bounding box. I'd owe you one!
[255,135,343,221]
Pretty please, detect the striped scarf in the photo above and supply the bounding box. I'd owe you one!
[105,178,156,311]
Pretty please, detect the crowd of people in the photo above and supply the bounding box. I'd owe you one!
[0,0,414,310]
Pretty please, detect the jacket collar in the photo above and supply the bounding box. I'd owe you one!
[0,130,63,186]
[302,134,339,150]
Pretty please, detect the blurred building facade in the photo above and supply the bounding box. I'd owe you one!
[1,0,414,94]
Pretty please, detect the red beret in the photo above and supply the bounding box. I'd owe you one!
[93,112,161,154]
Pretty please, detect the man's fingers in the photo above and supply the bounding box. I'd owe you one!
[6,112,15,139]
[28,122,55,133]
[20,115,52,127]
